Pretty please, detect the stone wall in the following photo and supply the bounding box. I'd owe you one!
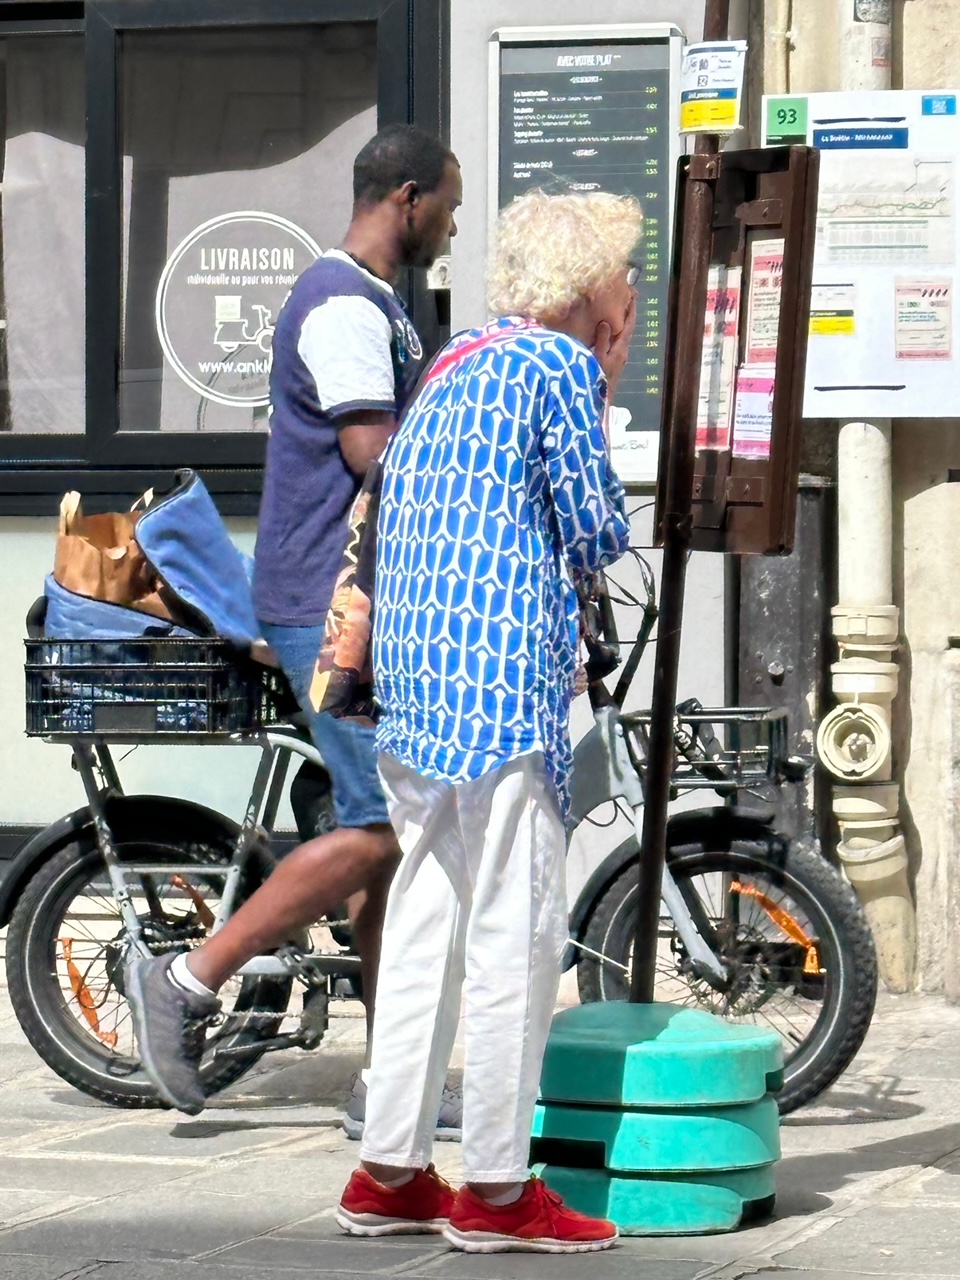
[759,0,960,990]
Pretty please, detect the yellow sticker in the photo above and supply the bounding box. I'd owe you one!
[810,311,855,336]
[680,98,739,132]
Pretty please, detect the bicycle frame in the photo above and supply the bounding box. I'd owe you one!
[70,728,360,983]
[570,561,796,987]
[572,704,727,983]
[64,556,790,999]
[71,717,727,993]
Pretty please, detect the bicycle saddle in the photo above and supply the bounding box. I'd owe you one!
[25,596,47,639]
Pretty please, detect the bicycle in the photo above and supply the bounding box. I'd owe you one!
[2,562,877,1114]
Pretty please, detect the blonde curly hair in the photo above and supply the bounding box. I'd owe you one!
[487,190,643,320]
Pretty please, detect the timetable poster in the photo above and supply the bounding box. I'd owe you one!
[499,42,672,479]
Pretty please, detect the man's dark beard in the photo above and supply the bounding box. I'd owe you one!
[399,210,434,268]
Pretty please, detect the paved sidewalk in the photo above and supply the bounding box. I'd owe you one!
[0,986,959,1279]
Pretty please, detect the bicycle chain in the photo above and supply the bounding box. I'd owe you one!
[208,1009,289,1030]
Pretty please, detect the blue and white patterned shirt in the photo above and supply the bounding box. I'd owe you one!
[373,316,630,816]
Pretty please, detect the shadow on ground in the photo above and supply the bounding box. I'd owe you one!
[784,1076,925,1126]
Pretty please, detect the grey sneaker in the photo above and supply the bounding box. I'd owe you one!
[343,1074,463,1142]
[437,1083,463,1138]
[124,952,221,1115]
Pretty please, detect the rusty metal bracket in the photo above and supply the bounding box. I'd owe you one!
[726,475,766,505]
[688,154,720,181]
[736,197,784,227]
[693,474,720,503]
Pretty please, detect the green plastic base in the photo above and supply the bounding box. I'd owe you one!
[536,1163,776,1235]
[532,1095,780,1172]
[540,1002,783,1108]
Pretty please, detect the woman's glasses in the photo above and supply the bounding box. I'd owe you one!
[626,265,640,288]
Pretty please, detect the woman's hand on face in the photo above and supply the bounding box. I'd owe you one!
[592,294,637,396]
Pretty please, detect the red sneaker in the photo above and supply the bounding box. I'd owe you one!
[443,1177,618,1254]
[337,1165,456,1236]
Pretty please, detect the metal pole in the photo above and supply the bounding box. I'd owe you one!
[630,0,730,1003]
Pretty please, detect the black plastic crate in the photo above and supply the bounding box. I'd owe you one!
[25,638,291,741]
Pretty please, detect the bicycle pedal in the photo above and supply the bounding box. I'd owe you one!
[275,944,309,973]
[300,985,329,1038]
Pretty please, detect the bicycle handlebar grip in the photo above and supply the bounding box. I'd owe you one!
[594,573,620,648]
[586,670,615,711]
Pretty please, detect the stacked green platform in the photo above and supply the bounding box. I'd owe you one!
[531,1002,784,1235]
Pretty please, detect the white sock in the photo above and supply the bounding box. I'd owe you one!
[378,1170,415,1188]
[482,1184,524,1206]
[168,952,216,998]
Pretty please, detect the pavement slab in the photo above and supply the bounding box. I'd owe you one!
[33,1116,321,1161]
[0,984,959,1278]
[773,1267,960,1279]
[776,1202,960,1276]
[0,1256,105,1280]
[0,1188,334,1265]
[406,1250,712,1280]
[0,1155,194,1196]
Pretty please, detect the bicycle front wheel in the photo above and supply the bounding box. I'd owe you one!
[576,831,878,1113]
[6,804,292,1109]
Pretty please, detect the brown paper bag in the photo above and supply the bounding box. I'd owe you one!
[53,490,173,620]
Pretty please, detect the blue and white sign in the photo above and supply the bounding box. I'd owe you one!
[762,88,960,418]
[812,125,908,149]
[922,94,957,117]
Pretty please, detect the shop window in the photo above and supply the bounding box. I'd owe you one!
[0,34,85,435]
[119,25,377,434]
[0,1,442,512]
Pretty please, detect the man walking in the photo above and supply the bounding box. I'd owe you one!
[125,125,462,1133]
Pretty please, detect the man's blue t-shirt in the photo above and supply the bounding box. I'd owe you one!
[252,249,424,626]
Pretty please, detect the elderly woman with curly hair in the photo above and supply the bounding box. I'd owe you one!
[337,190,641,1253]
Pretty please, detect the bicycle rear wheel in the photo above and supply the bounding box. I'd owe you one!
[6,803,292,1108]
[576,831,878,1113]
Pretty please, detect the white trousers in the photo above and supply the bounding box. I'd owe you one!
[360,751,568,1182]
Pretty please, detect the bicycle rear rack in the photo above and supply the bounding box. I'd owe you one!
[621,705,791,791]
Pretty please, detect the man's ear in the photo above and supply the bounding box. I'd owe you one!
[394,180,419,208]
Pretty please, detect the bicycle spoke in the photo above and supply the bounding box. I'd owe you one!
[52,870,217,1059]
[583,855,836,1080]
[58,916,109,948]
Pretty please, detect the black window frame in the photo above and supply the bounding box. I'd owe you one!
[0,0,444,513]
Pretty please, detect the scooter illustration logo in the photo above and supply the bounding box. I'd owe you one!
[213,296,274,354]
[156,211,321,409]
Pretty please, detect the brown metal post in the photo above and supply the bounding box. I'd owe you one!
[630,0,730,1003]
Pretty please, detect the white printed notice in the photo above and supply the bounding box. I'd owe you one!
[744,239,784,365]
[732,367,776,460]
[895,278,952,359]
[762,88,960,417]
[696,264,742,450]
[679,40,747,135]
[816,156,954,267]
[809,282,857,336]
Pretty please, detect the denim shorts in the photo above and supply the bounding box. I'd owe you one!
[259,621,390,830]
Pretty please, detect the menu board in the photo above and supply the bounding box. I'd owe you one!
[498,40,674,476]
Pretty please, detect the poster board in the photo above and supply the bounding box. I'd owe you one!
[655,146,820,554]
[762,89,960,419]
[490,25,684,483]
